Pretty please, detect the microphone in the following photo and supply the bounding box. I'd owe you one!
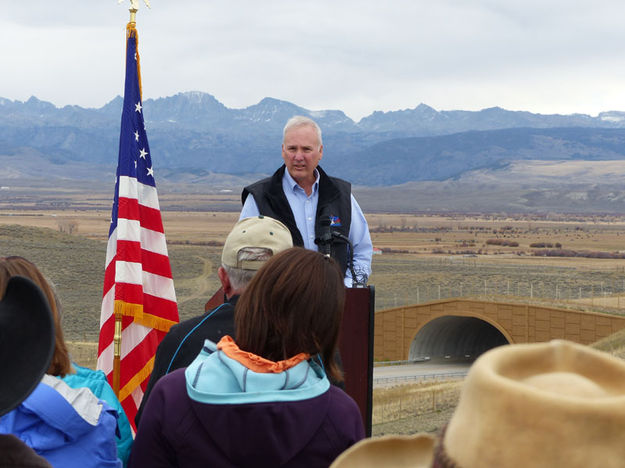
[315,216,332,257]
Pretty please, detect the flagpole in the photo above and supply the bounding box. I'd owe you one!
[100,0,177,429]
[113,308,122,395]
[112,4,139,398]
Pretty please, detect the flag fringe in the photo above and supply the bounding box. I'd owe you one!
[114,300,177,332]
[118,355,155,402]
[125,22,143,101]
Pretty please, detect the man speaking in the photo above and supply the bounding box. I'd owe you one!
[240,115,372,287]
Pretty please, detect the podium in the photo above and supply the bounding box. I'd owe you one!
[339,286,375,436]
[205,285,375,435]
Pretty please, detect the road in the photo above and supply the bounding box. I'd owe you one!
[373,359,471,387]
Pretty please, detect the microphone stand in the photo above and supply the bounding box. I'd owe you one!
[330,231,365,288]
[316,217,333,257]
[315,216,366,288]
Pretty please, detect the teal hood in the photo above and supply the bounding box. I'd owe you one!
[185,340,330,405]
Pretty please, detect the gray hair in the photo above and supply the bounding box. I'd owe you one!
[283,115,323,147]
[222,247,273,290]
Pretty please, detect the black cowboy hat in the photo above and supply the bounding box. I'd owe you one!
[0,276,55,416]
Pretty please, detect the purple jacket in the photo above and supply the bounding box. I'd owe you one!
[130,341,364,467]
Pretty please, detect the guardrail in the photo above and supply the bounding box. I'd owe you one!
[373,371,467,386]
[374,359,429,367]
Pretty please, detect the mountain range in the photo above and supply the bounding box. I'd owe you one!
[2,92,625,212]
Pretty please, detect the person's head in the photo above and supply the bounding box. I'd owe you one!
[219,216,293,298]
[0,256,72,377]
[234,247,345,382]
[0,275,55,416]
[281,115,323,188]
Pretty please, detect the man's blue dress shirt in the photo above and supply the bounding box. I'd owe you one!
[240,169,373,287]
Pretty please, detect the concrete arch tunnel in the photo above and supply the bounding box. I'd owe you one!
[374,299,625,362]
[409,315,509,361]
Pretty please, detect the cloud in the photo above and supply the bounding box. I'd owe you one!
[3,0,625,120]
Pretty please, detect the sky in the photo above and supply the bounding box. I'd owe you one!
[3,0,625,122]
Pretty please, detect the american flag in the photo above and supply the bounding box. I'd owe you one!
[97,24,179,431]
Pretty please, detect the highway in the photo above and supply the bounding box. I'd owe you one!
[373,359,471,387]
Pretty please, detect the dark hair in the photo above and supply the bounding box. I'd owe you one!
[235,247,345,382]
[0,256,73,377]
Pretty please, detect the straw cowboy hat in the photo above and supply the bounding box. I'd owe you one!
[0,276,55,416]
[332,340,625,468]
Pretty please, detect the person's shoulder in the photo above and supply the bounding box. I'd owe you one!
[166,313,208,339]
[318,166,351,190]
[173,303,234,334]
[326,386,362,422]
[151,367,188,401]
[246,174,272,189]
[63,364,109,395]
[327,385,358,405]
[210,301,235,316]
[326,387,366,443]
[245,167,284,189]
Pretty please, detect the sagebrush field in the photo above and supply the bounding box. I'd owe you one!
[3,194,625,436]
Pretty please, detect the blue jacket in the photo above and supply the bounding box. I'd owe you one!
[62,363,133,467]
[0,375,121,468]
[130,338,364,467]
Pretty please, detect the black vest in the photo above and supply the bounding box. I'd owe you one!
[242,165,352,275]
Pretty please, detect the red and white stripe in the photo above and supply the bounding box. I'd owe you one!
[97,176,177,431]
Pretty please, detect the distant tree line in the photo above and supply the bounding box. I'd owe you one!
[486,239,520,247]
[533,249,625,259]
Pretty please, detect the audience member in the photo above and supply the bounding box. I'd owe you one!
[0,275,55,467]
[331,339,625,468]
[240,115,372,287]
[135,215,293,427]
[130,247,365,467]
[0,256,123,468]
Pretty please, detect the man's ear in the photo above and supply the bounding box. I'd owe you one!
[218,266,233,298]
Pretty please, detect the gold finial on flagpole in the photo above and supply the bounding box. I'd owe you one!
[118,0,151,22]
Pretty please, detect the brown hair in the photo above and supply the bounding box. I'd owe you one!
[235,247,345,382]
[0,256,72,377]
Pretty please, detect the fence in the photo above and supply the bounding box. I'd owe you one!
[377,260,625,314]
[374,371,468,387]
[372,379,463,426]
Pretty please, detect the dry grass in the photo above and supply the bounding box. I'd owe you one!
[6,206,625,438]
[67,341,99,369]
[372,332,625,436]
[591,328,625,360]
[373,380,462,426]
[371,378,463,436]
[0,209,240,244]
[5,208,625,369]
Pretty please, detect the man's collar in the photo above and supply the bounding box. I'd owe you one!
[283,167,320,194]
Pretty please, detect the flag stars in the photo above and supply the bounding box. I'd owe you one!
[135,102,142,113]
[147,166,154,177]
[139,148,148,159]
[134,131,139,142]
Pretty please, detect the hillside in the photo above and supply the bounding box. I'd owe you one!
[3,93,625,180]
[3,93,625,213]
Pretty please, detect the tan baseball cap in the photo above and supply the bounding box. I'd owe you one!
[222,216,293,270]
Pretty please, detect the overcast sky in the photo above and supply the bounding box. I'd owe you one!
[3,0,625,121]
